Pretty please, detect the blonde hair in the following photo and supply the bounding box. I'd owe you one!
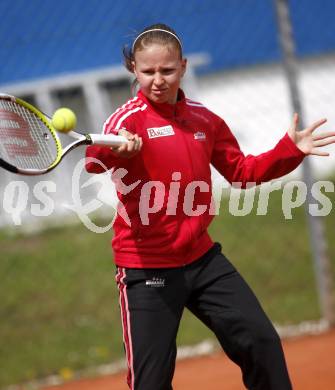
[123,23,183,94]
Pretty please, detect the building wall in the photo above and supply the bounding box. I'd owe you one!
[0,0,334,85]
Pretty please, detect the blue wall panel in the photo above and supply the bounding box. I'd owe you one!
[0,0,334,85]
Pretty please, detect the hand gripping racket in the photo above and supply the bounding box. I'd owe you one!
[0,93,127,175]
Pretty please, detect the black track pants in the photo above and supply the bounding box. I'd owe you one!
[115,243,292,390]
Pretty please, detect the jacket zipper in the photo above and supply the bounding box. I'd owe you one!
[174,108,196,264]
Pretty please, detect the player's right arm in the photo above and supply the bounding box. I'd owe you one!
[85,129,142,173]
[85,114,142,173]
[109,129,142,159]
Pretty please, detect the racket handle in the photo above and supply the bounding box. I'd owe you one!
[90,134,128,146]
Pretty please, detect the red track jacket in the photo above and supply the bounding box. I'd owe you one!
[86,89,306,268]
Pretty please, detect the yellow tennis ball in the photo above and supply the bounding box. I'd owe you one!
[51,108,77,133]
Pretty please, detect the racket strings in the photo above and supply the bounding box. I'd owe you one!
[17,103,56,169]
[0,100,58,170]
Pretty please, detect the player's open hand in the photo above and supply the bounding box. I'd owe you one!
[110,129,143,158]
[288,113,335,156]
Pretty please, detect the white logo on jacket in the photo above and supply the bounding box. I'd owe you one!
[147,125,175,139]
[194,131,206,140]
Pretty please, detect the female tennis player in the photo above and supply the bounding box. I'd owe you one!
[86,23,335,390]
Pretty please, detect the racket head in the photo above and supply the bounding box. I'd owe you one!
[0,94,62,174]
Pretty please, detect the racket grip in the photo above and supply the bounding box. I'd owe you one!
[90,134,128,146]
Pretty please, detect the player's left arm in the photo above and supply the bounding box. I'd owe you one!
[211,116,319,187]
[287,113,335,156]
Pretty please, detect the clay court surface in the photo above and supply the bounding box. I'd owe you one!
[44,329,335,390]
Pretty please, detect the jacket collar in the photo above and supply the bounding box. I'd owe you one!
[137,89,187,119]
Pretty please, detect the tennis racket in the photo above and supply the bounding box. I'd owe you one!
[0,93,127,175]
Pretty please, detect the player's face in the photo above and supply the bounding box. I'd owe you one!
[133,44,187,104]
